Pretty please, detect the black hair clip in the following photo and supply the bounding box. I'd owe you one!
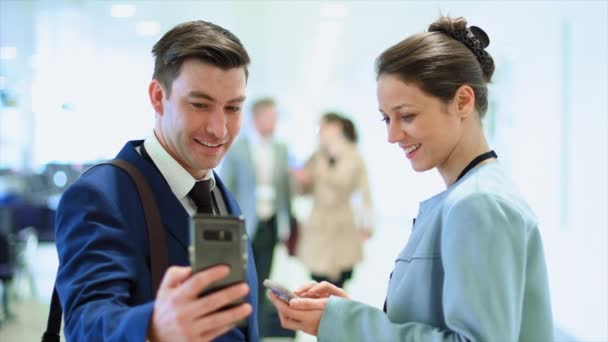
[469,26,490,48]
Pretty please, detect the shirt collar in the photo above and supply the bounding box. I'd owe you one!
[143,131,216,202]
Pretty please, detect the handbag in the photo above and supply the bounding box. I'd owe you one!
[42,159,169,342]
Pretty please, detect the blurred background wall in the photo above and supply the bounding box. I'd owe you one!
[0,1,606,341]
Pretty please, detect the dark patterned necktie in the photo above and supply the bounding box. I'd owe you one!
[188,180,213,214]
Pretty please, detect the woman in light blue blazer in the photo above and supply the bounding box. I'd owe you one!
[269,16,554,341]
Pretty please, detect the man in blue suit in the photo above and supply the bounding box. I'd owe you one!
[54,20,259,341]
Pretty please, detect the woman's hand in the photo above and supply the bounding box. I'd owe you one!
[294,281,349,299]
[268,292,327,336]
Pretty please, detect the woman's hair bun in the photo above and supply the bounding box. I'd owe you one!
[428,16,494,82]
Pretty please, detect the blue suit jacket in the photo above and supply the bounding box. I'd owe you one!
[55,140,259,342]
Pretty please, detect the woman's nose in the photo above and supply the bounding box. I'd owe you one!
[387,120,404,144]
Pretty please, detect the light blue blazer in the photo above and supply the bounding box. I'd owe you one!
[318,162,554,341]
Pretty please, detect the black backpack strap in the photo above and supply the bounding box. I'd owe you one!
[43,159,168,341]
[41,287,62,342]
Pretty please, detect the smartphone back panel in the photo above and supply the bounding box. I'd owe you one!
[189,214,248,297]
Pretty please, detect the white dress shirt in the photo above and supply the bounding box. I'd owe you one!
[138,131,215,216]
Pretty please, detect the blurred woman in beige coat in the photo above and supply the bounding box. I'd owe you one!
[293,112,374,288]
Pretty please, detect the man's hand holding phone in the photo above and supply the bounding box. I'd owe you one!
[148,265,251,342]
[149,214,250,341]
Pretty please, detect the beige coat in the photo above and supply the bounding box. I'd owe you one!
[297,142,373,280]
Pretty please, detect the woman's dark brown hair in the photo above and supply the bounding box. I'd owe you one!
[376,16,495,117]
[151,20,250,97]
[322,112,358,144]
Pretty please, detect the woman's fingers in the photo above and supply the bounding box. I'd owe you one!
[268,292,300,331]
[293,281,319,296]
[299,281,349,299]
[268,292,325,336]
[289,297,328,310]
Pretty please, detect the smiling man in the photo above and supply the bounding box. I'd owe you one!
[54,21,259,342]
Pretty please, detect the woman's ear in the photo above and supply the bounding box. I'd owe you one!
[454,84,476,120]
[149,79,166,115]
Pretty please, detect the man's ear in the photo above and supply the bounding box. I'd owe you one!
[453,84,476,120]
[149,79,166,115]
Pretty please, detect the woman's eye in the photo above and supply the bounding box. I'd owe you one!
[401,114,416,122]
[226,106,241,113]
[380,116,390,124]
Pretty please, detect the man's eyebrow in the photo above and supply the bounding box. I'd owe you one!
[188,91,215,101]
[227,96,246,103]
[187,92,245,104]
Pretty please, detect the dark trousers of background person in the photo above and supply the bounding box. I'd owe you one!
[252,216,294,338]
[312,269,354,289]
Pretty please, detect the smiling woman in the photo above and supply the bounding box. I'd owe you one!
[269,15,555,342]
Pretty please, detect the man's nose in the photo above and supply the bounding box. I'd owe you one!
[205,109,228,139]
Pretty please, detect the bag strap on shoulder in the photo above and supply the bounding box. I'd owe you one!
[42,159,168,341]
[108,159,169,290]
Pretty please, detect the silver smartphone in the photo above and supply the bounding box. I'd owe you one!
[189,214,248,325]
[263,279,299,302]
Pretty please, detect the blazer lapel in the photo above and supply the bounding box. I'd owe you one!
[157,194,190,252]
[118,141,190,251]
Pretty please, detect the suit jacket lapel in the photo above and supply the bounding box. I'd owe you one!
[117,141,190,251]
[157,195,190,252]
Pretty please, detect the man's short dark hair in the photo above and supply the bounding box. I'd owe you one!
[152,20,250,97]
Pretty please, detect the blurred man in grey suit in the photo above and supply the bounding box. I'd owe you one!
[220,97,293,337]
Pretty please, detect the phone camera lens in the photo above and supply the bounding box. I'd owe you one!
[202,230,233,241]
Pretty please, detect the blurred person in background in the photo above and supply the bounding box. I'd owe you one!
[292,112,373,289]
[220,97,294,338]
[54,20,259,341]
[269,16,554,341]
